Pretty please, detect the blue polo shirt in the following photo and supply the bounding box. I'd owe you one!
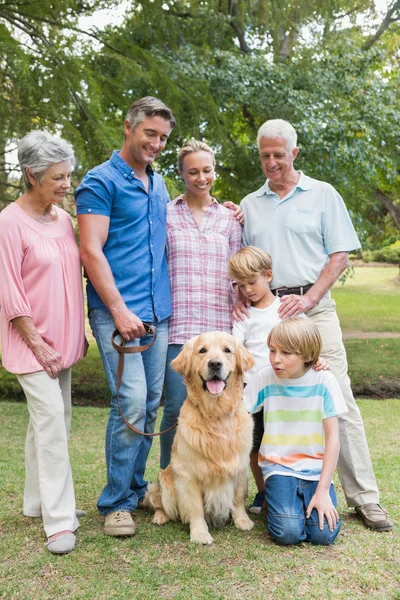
[75,151,172,322]
[241,172,361,289]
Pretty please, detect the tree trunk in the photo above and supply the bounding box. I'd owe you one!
[376,189,400,230]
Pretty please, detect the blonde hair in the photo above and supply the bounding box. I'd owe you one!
[228,246,273,281]
[267,318,322,370]
[177,139,215,173]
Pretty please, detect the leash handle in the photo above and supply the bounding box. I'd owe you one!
[112,324,177,437]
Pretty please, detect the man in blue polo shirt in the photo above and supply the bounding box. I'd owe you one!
[236,118,392,532]
[75,97,175,537]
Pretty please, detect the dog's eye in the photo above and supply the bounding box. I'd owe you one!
[199,347,207,354]
[224,347,232,353]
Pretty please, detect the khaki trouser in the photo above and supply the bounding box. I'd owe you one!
[17,369,79,537]
[307,296,379,507]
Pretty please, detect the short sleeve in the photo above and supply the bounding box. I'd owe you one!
[322,186,361,254]
[232,319,246,343]
[75,171,113,217]
[322,372,348,419]
[0,220,32,321]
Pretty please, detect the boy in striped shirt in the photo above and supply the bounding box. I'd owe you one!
[244,317,348,545]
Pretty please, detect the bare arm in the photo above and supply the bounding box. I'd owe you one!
[12,316,64,379]
[306,416,340,531]
[77,214,146,340]
[278,251,349,319]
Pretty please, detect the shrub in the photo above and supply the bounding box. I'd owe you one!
[360,241,400,264]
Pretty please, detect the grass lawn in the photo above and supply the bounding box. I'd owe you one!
[0,400,399,600]
[332,267,399,332]
[345,339,400,388]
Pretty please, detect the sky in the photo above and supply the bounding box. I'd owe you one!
[80,0,392,31]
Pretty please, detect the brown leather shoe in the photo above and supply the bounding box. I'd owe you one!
[355,503,393,531]
[104,511,136,536]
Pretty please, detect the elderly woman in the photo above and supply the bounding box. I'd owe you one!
[0,131,86,554]
[159,140,242,468]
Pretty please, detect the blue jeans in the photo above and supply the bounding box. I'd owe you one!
[159,344,186,469]
[265,475,342,545]
[89,309,168,515]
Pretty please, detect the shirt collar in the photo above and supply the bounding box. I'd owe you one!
[110,150,154,179]
[256,171,313,197]
[176,194,218,206]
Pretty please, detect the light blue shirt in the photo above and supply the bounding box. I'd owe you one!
[75,151,172,322]
[240,172,361,289]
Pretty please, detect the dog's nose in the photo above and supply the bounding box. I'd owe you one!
[208,359,222,371]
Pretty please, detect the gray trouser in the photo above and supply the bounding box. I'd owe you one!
[307,296,379,507]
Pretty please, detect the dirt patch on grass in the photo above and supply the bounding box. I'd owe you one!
[343,331,400,339]
[353,377,400,399]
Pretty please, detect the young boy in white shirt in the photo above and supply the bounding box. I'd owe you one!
[245,318,347,545]
[229,247,283,513]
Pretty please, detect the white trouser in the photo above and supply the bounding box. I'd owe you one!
[16,369,78,537]
[307,296,379,507]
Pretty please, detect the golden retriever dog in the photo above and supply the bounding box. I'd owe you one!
[144,331,255,544]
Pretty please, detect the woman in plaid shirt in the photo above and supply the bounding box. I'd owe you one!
[159,140,242,468]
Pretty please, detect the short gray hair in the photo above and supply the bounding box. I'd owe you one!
[126,96,176,132]
[18,130,75,191]
[257,119,297,151]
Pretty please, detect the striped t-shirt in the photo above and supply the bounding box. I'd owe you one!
[244,367,348,481]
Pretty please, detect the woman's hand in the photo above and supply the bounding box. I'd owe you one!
[306,490,339,532]
[222,201,244,224]
[83,337,89,357]
[313,357,330,371]
[32,341,64,379]
[232,299,250,322]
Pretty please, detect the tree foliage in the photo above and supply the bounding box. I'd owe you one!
[1,0,399,242]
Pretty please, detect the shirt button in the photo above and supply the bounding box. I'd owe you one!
[150,220,153,224]
[152,268,155,272]
[88,208,92,213]
[124,173,127,178]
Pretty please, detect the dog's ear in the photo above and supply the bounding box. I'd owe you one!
[235,340,255,374]
[171,337,196,376]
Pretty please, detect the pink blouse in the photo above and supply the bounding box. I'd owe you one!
[0,202,85,374]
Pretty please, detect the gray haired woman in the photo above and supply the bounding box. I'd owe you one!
[0,131,86,554]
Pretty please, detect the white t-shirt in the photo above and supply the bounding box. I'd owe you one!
[232,297,304,372]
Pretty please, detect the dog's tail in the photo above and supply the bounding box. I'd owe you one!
[158,469,179,521]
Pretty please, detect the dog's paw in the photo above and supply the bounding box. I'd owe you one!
[152,510,169,526]
[190,529,214,545]
[234,516,254,531]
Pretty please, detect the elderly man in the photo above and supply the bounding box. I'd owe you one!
[237,118,392,531]
[75,97,175,537]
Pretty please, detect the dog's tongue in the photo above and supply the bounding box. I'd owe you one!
[206,379,225,395]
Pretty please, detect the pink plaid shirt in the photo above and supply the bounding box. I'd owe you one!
[167,195,242,344]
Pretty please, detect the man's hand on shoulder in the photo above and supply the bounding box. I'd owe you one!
[278,293,315,319]
[111,307,147,340]
[222,201,244,224]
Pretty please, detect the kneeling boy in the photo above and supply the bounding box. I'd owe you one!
[245,317,347,545]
